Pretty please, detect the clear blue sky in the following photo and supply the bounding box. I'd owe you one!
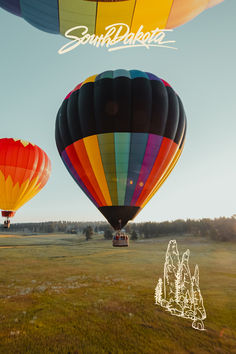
[0,1,235,224]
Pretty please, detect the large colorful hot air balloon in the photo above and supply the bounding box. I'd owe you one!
[0,138,51,228]
[0,0,224,36]
[55,69,186,230]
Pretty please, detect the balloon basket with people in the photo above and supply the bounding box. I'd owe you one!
[2,211,15,229]
[112,231,129,247]
[112,220,129,247]
[4,220,10,229]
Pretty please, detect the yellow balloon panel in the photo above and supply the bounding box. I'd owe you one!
[131,0,173,32]
[83,135,112,206]
[0,170,41,211]
[95,0,136,36]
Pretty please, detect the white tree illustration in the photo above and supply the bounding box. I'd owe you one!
[154,278,163,305]
[154,240,206,330]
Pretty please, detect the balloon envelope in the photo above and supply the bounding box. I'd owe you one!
[56,70,186,229]
[0,0,224,35]
[0,138,51,217]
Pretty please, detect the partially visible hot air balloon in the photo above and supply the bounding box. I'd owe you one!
[0,0,224,36]
[0,138,51,228]
[55,69,186,230]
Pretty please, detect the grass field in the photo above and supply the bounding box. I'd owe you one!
[0,232,235,353]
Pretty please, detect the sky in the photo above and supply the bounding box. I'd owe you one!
[0,1,236,224]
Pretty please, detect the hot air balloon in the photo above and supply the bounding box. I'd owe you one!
[0,138,51,228]
[55,69,186,232]
[0,0,224,36]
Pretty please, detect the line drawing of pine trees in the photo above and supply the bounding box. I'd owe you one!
[154,240,206,330]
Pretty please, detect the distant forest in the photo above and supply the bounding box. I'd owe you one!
[2,216,236,242]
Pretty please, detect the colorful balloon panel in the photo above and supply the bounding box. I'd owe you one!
[0,0,224,35]
[56,70,187,229]
[0,138,51,215]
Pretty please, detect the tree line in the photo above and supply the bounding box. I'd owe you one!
[2,217,236,242]
[130,217,236,242]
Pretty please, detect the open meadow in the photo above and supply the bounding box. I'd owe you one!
[0,232,235,353]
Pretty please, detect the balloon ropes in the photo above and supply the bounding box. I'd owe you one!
[0,138,51,228]
[55,69,187,230]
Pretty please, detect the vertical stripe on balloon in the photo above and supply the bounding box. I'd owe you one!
[95,0,136,36]
[59,0,96,36]
[141,146,182,209]
[12,146,39,205]
[80,75,97,90]
[131,0,174,32]
[98,133,118,205]
[61,149,99,208]
[16,149,45,208]
[125,133,149,205]
[0,171,7,208]
[65,141,105,206]
[83,135,112,206]
[14,177,40,210]
[135,137,176,206]
[21,0,60,33]
[129,70,150,79]
[114,133,131,206]
[131,134,163,205]
[0,0,21,15]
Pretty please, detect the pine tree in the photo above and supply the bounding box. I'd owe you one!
[131,230,138,240]
[83,226,93,240]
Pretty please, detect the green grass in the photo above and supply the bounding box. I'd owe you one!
[0,233,235,353]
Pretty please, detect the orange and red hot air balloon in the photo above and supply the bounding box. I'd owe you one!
[0,138,51,228]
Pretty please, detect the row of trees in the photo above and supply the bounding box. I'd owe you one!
[130,217,236,242]
[7,221,107,235]
[2,217,236,242]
